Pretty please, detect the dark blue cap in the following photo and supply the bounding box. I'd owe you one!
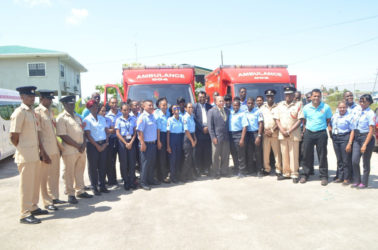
[16,86,37,96]
[283,86,296,94]
[264,89,276,96]
[38,89,55,99]
[60,95,76,103]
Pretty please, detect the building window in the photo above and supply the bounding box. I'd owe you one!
[76,74,80,84]
[60,64,65,78]
[28,63,46,77]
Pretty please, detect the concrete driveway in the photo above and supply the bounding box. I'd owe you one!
[0,142,377,250]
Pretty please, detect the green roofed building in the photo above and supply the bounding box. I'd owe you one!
[0,45,87,98]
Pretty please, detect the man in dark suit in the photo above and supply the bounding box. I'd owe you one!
[207,96,230,179]
[193,91,212,176]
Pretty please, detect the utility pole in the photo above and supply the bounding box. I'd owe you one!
[135,43,138,63]
[372,69,378,94]
[221,50,224,66]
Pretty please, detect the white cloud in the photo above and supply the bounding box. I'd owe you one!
[13,0,51,7]
[66,8,89,25]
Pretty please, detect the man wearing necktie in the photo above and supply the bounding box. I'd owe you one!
[207,96,230,179]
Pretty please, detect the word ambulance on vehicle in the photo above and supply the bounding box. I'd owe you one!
[205,65,297,103]
[104,65,196,106]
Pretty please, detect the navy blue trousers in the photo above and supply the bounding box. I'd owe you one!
[140,142,157,186]
[118,138,136,188]
[230,131,247,174]
[352,132,375,186]
[181,133,195,181]
[157,132,169,181]
[331,133,352,181]
[169,133,183,182]
[106,136,119,185]
[87,141,107,189]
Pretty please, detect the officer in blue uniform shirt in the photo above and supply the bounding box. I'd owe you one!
[154,97,171,183]
[238,87,248,112]
[245,97,264,175]
[104,97,122,187]
[177,97,187,118]
[328,101,354,184]
[229,99,249,177]
[351,94,376,189]
[84,100,110,195]
[115,103,137,190]
[167,105,184,183]
[181,103,197,182]
[300,89,332,186]
[136,100,159,190]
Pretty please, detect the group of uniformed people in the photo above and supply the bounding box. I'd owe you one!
[10,85,376,225]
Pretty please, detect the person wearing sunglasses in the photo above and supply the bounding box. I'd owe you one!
[351,94,376,189]
[167,105,184,183]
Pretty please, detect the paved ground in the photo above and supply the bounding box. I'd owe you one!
[0,141,377,250]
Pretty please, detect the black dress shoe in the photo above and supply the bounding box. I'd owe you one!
[262,170,270,176]
[277,175,291,181]
[293,178,299,184]
[45,205,58,211]
[141,185,151,191]
[99,187,110,193]
[52,199,66,204]
[20,215,41,224]
[92,187,101,196]
[124,185,130,191]
[77,192,93,198]
[31,208,49,216]
[300,176,307,184]
[68,195,78,204]
[321,178,328,186]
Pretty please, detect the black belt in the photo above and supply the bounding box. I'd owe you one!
[145,141,156,144]
[355,130,368,136]
[96,140,106,144]
[248,131,258,133]
[333,132,350,136]
[230,131,242,135]
[307,129,326,133]
[122,136,132,142]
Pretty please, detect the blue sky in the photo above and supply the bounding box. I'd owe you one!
[1,0,378,97]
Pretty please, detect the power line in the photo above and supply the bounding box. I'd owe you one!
[289,35,378,65]
[86,14,378,65]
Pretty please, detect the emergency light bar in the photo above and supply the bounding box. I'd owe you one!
[221,65,288,69]
[123,64,194,70]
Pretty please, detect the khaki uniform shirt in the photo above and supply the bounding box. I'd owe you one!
[260,103,279,137]
[35,104,59,156]
[56,110,84,156]
[9,103,40,163]
[273,100,304,141]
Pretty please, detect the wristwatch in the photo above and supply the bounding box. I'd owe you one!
[258,134,262,137]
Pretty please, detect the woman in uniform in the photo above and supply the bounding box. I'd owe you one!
[351,94,376,189]
[154,97,170,183]
[328,101,354,185]
[84,100,109,195]
[115,103,137,190]
[167,105,184,183]
[181,103,197,182]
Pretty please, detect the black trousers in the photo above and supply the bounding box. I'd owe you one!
[181,133,195,181]
[157,132,169,181]
[140,142,157,186]
[118,138,136,188]
[332,133,352,181]
[245,131,263,173]
[87,141,108,189]
[352,132,375,186]
[230,131,246,173]
[106,136,118,185]
[194,137,212,174]
[302,129,328,178]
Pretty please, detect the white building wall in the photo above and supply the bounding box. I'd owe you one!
[0,57,60,91]
[58,61,81,96]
